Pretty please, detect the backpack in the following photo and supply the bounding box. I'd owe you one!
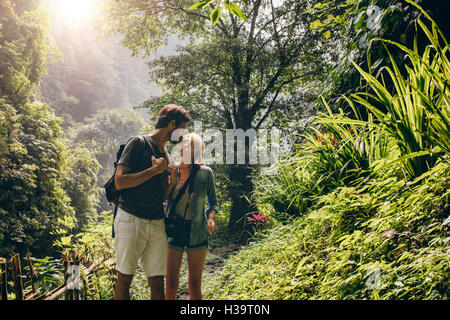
[104,138,132,238]
[104,139,131,205]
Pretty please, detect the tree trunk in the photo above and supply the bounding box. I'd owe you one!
[227,163,258,232]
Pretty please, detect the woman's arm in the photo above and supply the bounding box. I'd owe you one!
[164,181,176,201]
[206,209,217,234]
[206,169,219,214]
[206,168,219,233]
[163,176,176,201]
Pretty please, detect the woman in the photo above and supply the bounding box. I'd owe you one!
[165,133,219,300]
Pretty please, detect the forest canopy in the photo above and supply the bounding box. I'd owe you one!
[0,0,151,257]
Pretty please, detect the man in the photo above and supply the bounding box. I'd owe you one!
[114,104,191,300]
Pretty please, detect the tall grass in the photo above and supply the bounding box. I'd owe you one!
[253,100,391,221]
[349,0,449,177]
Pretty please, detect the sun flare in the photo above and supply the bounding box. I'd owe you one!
[49,0,98,29]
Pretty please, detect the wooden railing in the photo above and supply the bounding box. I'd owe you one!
[0,253,113,300]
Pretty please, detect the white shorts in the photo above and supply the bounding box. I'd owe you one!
[114,207,167,278]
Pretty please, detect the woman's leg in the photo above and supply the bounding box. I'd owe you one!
[186,248,208,300]
[165,247,184,300]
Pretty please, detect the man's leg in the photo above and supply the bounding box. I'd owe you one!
[115,271,134,300]
[114,208,142,300]
[142,219,168,300]
[148,275,165,300]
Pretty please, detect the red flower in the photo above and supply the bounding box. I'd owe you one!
[247,212,269,227]
[317,135,323,144]
[330,133,337,146]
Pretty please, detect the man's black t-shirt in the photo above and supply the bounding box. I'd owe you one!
[117,135,170,220]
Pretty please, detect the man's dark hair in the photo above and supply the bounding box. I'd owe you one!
[155,104,191,129]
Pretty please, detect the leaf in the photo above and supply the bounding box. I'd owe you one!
[323,31,331,40]
[310,19,322,30]
[210,6,221,25]
[294,256,309,276]
[382,150,432,168]
[226,2,247,22]
[60,235,72,246]
[189,0,214,10]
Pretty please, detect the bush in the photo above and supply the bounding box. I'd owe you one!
[205,159,449,300]
[252,104,391,222]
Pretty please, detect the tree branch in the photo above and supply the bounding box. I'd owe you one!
[255,87,282,130]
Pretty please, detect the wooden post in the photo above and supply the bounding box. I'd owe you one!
[11,254,23,300]
[26,252,36,293]
[73,254,80,301]
[0,258,7,300]
[74,286,79,300]
[64,258,72,300]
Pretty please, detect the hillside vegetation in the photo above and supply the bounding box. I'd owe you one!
[205,5,450,300]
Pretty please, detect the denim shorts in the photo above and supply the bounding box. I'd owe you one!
[167,219,208,252]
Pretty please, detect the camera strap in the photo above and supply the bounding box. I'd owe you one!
[167,164,200,219]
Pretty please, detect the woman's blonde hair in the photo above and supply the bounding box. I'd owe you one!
[178,132,206,165]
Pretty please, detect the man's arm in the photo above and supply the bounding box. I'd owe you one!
[115,156,167,190]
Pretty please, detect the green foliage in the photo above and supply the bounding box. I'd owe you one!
[0,99,75,257]
[66,107,144,211]
[0,0,55,104]
[253,101,391,221]
[62,145,101,232]
[104,0,331,133]
[23,256,65,294]
[52,210,116,300]
[102,0,206,57]
[348,4,449,178]
[209,6,221,25]
[253,3,449,221]
[189,0,248,23]
[0,0,93,258]
[39,20,154,123]
[206,159,449,300]
[308,0,449,112]
[208,5,450,300]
